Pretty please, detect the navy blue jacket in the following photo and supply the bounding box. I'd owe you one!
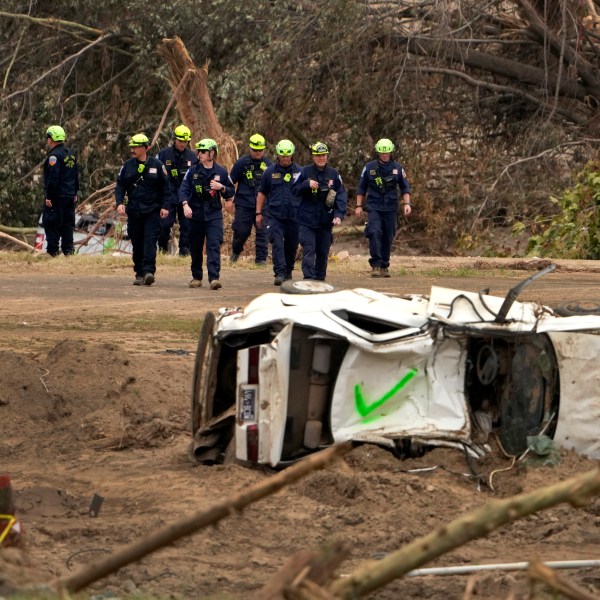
[179,162,234,222]
[293,164,347,228]
[44,144,79,201]
[230,154,274,209]
[156,145,198,200]
[258,161,302,220]
[115,156,172,216]
[356,159,411,212]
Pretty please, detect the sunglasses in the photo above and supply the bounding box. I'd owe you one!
[197,149,210,154]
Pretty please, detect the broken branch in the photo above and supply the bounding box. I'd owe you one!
[0,231,36,251]
[528,559,598,600]
[329,467,600,599]
[56,443,351,594]
[0,11,104,37]
[4,33,114,101]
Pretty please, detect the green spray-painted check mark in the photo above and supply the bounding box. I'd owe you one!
[354,368,418,419]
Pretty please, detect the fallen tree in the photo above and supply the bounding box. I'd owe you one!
[158,36,238,171]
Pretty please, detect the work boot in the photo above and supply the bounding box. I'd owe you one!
[230,253,239,263]
[133,276,144,286]
[370,267,381,278]
[255,260,267,266]
[143,273,155,286]
[274,275,285,286]
[210,280,222,290]
[188,279,202,288]
[381,267,391,278]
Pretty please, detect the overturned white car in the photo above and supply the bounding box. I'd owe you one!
[190,266,600,467]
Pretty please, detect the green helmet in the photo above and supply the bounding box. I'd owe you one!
[310,141,329,155]
[128,133,150,147]
[375,138,395,153]
[249,133,266,150]
[173,125,192,141]
[46,125,66,142]
[195,138,218,154]
[275,139,295,156]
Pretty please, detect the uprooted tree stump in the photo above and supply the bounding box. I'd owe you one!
[158,36,238,171]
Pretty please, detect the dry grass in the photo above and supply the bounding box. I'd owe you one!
[0,249,534,279]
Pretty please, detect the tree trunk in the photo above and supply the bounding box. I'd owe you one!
[158,36,238,170]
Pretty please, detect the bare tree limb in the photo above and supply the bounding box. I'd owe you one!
[54,443,350,595]
[0,11,103,37]
[150,69,192,147]
[528,559,599,600]
[516,0,600,99]
[0,231,35,251]
[258,541,349,600]
[63,63,136,105]
[0,224,37,234]
[2,23,26,90]
[406,37,590,101]
[3,33,114,101]
[473,138,600,226]
[407,66,586,123]
[329,467,600,599]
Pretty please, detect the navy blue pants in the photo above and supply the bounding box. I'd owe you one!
[232,206,268,262]
[268,216,299,278]
[158,202,190,255]
[127,211,161,277]
[365,209,397,269]
[299,224,333,280]
[189,218,223,282]
[42,199,75,256]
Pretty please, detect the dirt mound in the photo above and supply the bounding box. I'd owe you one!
[2,340,189,460]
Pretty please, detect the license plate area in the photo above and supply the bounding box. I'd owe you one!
[239,385,258,421]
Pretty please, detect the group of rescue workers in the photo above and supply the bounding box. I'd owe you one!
[42,125,412,288]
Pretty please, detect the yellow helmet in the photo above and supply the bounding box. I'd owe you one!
[173,125,192,141]
[310,141,329,155]
[249,133,266,150]
[46,125,66,142]
[195,138,218,154]
[275,139,295,156]
[375,138,395,153]
[128,133,150,147]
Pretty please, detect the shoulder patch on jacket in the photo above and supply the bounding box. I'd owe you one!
[48,156,57,167]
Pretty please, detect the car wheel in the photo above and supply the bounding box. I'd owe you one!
[191,311,216,436]
[280,280,335,294]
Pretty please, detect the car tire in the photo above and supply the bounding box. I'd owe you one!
[191,311,216,436]
[280,280,335,295]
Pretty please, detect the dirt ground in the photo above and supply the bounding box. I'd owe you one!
[1,253,600,599]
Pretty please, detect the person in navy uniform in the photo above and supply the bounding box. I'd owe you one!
[156,124,197,256]
[42,125,79,256]
[229,133,273,265]
[355,138,412,277]
[115,133,171,286]
[292,142,347,281]
[256,139,302,286]
[179,138,234,290]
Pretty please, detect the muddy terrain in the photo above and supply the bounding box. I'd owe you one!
[1,253,600,599]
